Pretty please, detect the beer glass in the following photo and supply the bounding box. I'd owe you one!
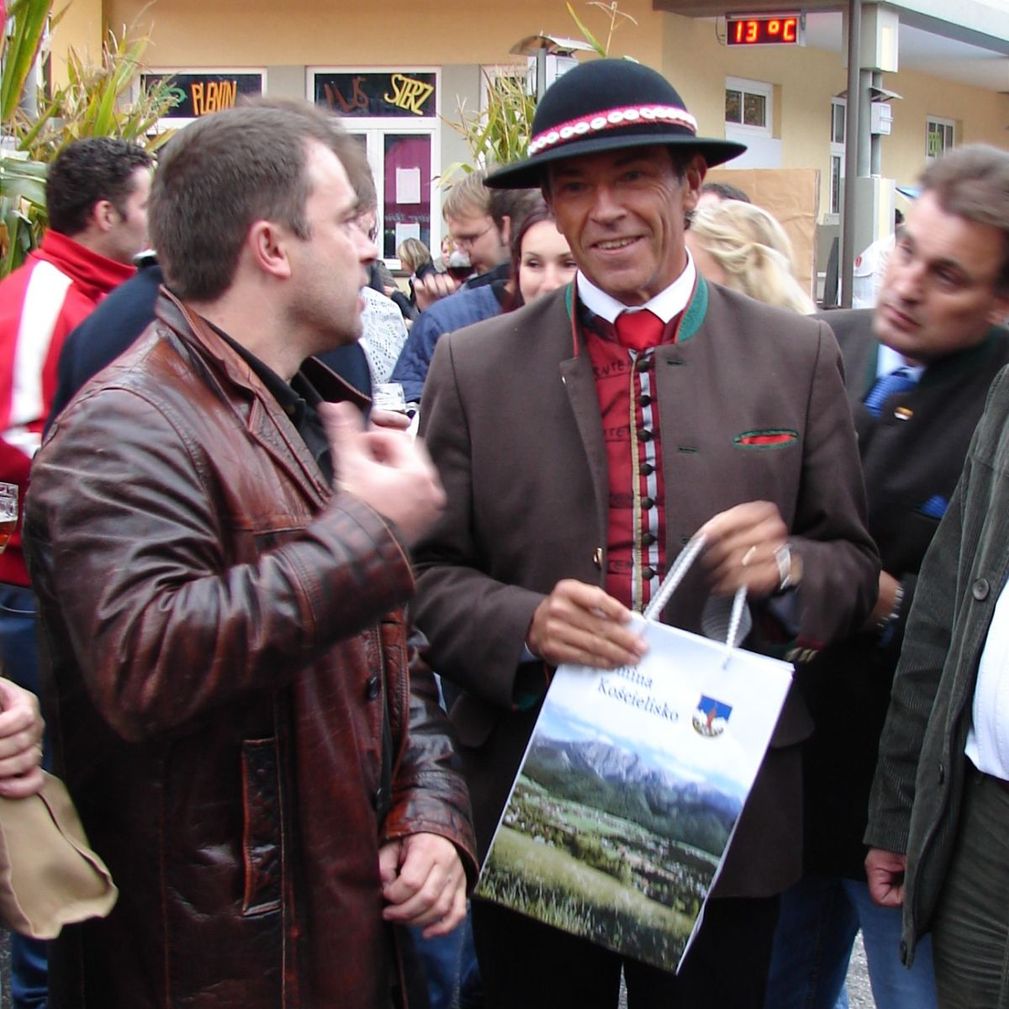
[372,382,408,415]
[0,483,17,555]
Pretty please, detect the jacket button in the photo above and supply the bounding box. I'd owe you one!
[592,547,603,569]
[938,762,945,784]
[973,578,991,601]
[365,676,380,701]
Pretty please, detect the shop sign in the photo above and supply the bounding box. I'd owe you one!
[314,72,436,118]
[143,73,264,118]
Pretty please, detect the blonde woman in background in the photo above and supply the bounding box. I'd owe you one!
[686,199,816,315]
[397,237,433,278]
[396,237,434,316]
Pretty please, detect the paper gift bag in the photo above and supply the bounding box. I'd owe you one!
[476,540,793,973]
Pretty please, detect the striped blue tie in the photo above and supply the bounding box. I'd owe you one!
[863,366,917,417]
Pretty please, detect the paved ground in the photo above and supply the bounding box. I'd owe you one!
[612,931,877,1008]
[847,932,877,1008]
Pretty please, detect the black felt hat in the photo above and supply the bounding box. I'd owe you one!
[486,59,746,190]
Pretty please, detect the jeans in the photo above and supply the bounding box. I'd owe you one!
[412,908,482,1009]
[766,872,937,1009]
[0,584,49,1009]
[415,675,482,1009]
[766,874,856,1009]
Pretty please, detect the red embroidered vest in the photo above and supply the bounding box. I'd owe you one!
[584,314,681,611]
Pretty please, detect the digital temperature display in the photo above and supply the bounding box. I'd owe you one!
[726,14,801,46]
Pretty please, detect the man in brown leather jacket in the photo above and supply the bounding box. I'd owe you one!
[22,102,476,1009]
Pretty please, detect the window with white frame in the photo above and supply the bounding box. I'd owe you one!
[309,68,441,265]
[724,77,772,136]
[926,117,955,160]
[829,98,846,217]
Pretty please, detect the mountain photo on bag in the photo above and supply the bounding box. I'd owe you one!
[477,620,792,972]
[477,687,746,971]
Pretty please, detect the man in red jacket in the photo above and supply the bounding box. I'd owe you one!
[0,136,152,1009]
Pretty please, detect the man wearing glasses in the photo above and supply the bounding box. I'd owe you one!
[390,171,538,406]
[441,170,511,282]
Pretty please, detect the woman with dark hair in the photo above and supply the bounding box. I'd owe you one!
[408,211,576,1009]
[502,202,578,312]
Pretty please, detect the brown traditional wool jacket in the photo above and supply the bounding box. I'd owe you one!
[413,279,878,898]
[24,290,476,1009]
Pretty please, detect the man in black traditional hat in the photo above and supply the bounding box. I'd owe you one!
[410,59,878,1008]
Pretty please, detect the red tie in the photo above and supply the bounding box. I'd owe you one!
[614,310,665,352]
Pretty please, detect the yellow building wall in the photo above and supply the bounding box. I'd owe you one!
[94,0,664,67]
[50,0,104,77]
[880,65,1009,186]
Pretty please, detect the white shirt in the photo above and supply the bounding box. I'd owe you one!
[575,252,697,325]
[875,343,924,382]
[966,580,1009,779]
[853,233,895,311]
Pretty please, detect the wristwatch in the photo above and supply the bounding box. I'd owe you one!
[775,542,802,592]
[877,583,905,645]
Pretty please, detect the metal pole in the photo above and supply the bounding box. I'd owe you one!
[840,0,862,308]
[870,70,882,176]
[536,49,547,102]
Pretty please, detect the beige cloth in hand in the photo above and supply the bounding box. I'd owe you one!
[0,771,117,938]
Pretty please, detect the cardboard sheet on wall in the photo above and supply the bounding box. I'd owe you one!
[703,168,820,299]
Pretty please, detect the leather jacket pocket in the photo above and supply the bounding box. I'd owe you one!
[240,738,282,916]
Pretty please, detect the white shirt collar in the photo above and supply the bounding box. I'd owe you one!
[876,343,925,381]
[575,251,697,325]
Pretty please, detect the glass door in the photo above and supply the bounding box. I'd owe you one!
[346,127,437,267]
